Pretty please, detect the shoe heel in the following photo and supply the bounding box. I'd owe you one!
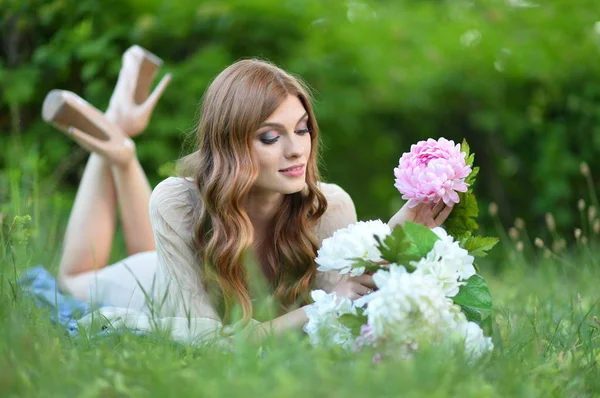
[42,90,109,141]
[129,45,163,105]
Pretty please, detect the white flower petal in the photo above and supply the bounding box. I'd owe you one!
[303,290,358,350]
[315,220,391,275]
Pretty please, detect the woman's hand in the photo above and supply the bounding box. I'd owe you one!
[330,274,377,301]
[388,201,453,230]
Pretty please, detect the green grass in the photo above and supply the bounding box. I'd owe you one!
[1,147,599,397]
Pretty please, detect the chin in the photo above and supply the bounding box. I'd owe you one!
[276,177,307,194]
[279,182,306,195]
[253,173,307,195]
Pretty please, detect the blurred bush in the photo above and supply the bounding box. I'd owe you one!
[1,0,600,241]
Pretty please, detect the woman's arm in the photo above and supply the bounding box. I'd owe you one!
[248,273,375,344]
[150,177,221,320]
[249,307,308,343]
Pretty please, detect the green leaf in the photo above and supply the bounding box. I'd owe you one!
[374,223,439,268]
[350,257,383,273]
[461,139,476,174]
[403,222,440,258]
[452,275,493,311]
[461,139,471,160]
[338,314,368,335]
[444,191,479,239]
[465,166,479,188]
[481,314,494,337]
[461,236,499,257]
[374,227,419,268]
[460,305,482,323]
[466,154,475,169]
[445,139,480,239]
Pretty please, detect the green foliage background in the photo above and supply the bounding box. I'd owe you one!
[1,3,600,393]
[2,0,600,243]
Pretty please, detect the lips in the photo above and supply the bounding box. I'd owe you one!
[279,163,305,172]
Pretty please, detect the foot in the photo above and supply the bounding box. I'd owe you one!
[43,90,136,167]
[106,45,172,137]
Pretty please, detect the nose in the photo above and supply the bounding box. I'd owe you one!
[284,133,305,159]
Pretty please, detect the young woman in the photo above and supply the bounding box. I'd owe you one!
[44,49,452,343]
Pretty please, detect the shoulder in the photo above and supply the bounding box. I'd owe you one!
[150,177,199,215]
[314,182,357,244]
[149,177,201,239]
[318,182,354,210]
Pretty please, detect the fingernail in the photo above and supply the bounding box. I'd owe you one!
[67,126,74,135]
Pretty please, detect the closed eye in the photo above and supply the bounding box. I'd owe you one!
[257,113,311,144]
[260,135,280,145]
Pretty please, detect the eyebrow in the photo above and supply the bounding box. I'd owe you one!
[258,112,308,129]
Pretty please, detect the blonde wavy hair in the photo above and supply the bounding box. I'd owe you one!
[178,59,327,324]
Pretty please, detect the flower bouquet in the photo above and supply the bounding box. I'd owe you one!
[304,138,498,361]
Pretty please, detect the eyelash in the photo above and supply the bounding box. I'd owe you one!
[260,128,312,145]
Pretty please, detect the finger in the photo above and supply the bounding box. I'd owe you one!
[349,292,361,301]
[68,126,105,154]
[142,73,172,114]
[352,274,376,289]
[432,201,445,218]
[435,203,454,226]
[412,202,426,215]
[414,202,434,224]
[356,284,374,297]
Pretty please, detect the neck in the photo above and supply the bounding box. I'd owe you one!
[244,188,284,233]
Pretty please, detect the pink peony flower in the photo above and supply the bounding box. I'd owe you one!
[394,138,472,208]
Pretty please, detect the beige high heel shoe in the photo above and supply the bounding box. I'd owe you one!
[107,45,172,137]
[42,90,135,167]
[130,45,164,105]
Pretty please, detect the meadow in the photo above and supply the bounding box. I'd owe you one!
[1,142,599,397]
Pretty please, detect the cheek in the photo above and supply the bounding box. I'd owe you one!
[304,135,313,156]
[253,145,280,172]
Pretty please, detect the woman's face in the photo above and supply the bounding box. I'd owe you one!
[251,95,312,195]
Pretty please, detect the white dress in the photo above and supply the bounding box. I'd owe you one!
[81,177,358,344]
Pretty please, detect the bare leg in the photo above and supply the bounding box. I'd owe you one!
[58,153,117,298]
[59,145,155,300]
[60,106,160,261]
[103,48,170,256]
[110,155,155,255]
[64,45,169,263]
[54,47,170,300]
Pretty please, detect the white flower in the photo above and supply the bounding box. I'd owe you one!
[355,265,460,350]
[303,290,357,350]
[315,220,391,276]
[452,321,494,361]
[309,225,494,360]
[411,227,476,297]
